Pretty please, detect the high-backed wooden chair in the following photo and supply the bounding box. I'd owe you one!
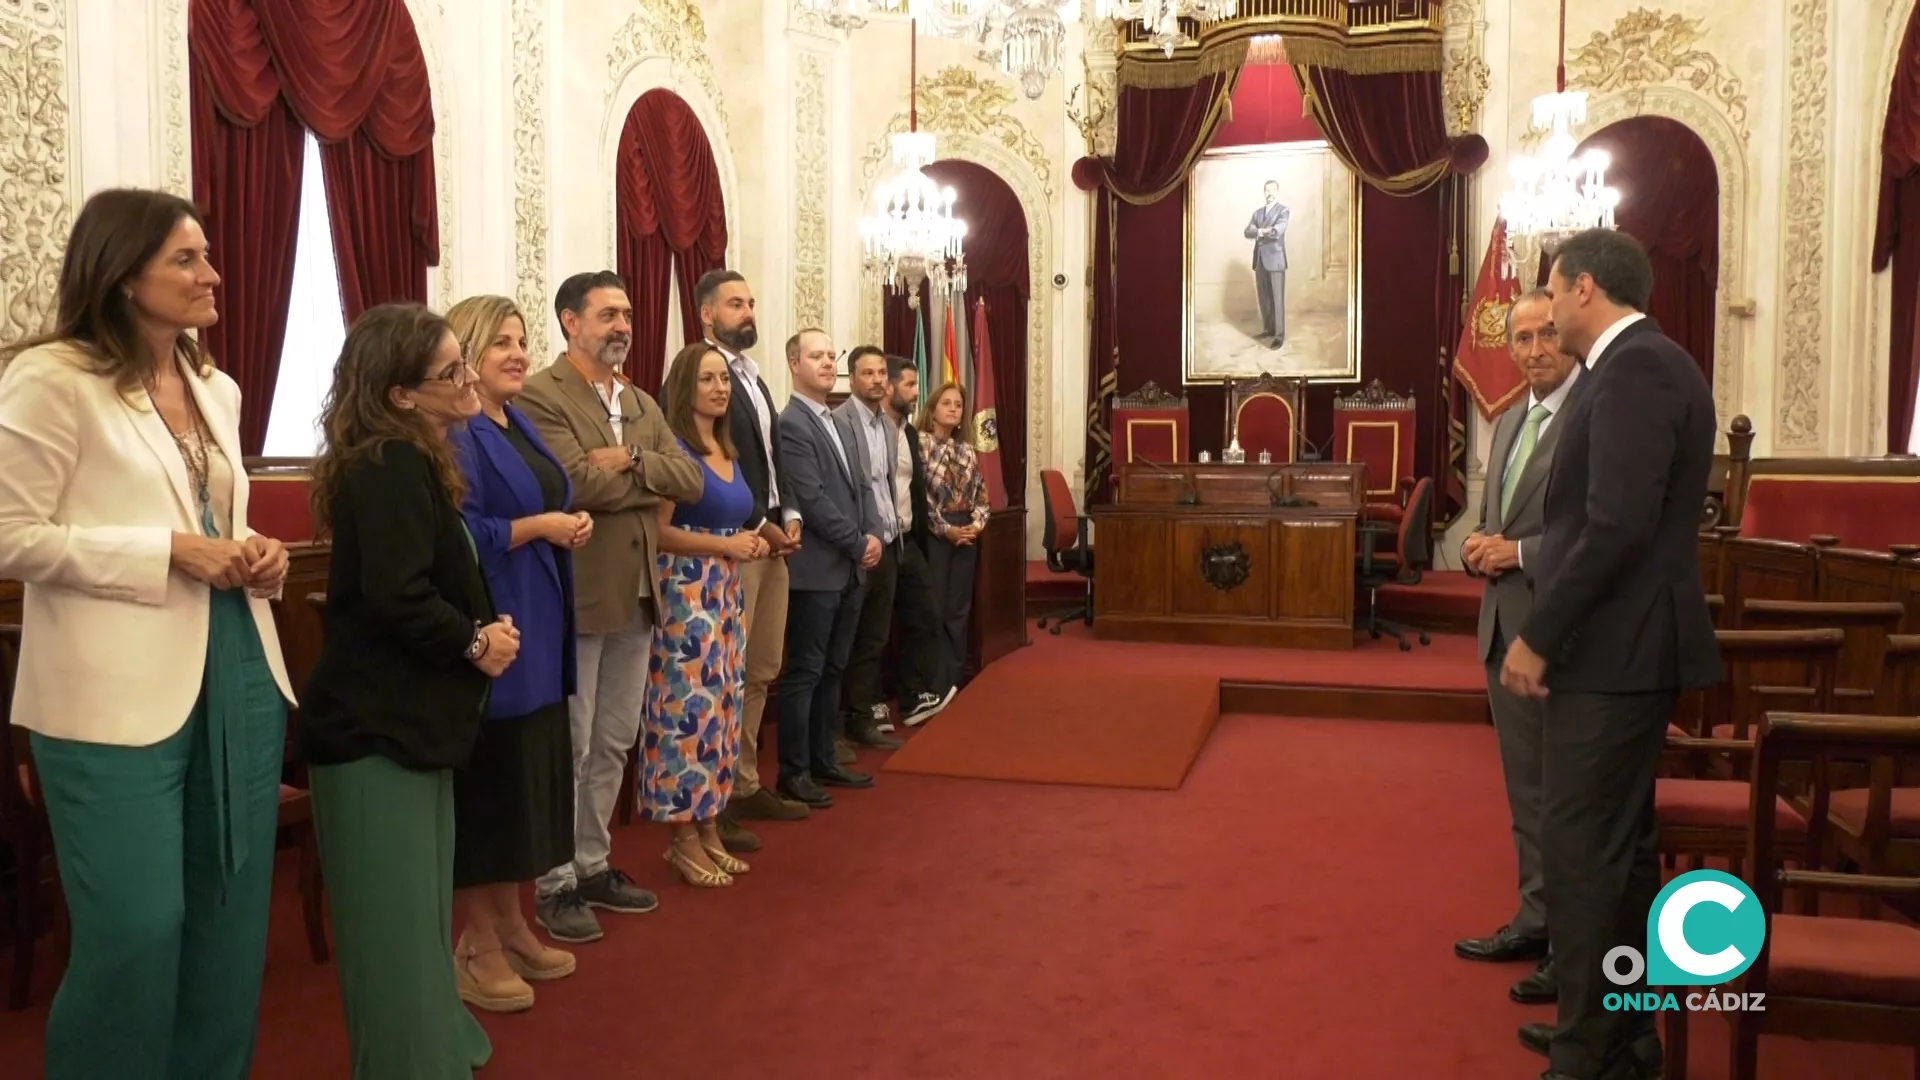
[1823,635,1920,906]
[1224,373,1306,463]
[1111,381,1190,466]
[1739,598,1905,712]
[1658,629,1841,877]
[0,625,63,1010]
[1664,711,1920,1080]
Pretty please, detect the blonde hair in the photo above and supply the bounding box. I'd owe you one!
[445,295,525,404]
[918,380,973,444]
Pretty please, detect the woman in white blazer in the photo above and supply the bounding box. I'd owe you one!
[0,188,296,1080]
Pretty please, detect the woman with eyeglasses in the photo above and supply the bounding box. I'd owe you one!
[301,303,520,1077]
[443,295,588,1011]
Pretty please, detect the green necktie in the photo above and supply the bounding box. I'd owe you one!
[1499,404,1551,522]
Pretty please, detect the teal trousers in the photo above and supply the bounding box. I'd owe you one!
[31,589,288,1080]
[309,755,492,1079]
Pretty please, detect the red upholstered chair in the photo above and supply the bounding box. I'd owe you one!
[1663,711,1920,1080]
[1036,469,1092,635]
[1225,373,1305,463]
[1111,381,1189,466]
[1333,380,1416,522]
[243,459,315,544]
[1355,477,1434,650]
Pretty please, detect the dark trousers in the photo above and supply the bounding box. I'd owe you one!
[1487,635,1548,940]
[778,577,865,782]
[1255,268,1287,339]
[842,543,900,717]
[925,532,979,688]
[892,539,947,698]
[1541,690,1673,1079]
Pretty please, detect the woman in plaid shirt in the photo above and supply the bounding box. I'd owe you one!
[917,381,990,689]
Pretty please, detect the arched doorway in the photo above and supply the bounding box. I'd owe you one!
[1572,118,1719,382]
[881,160,1031,506]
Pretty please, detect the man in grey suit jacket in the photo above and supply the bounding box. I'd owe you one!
[1454,288,1580,1003]
[775,329,884,809]
[1243,180,1289,347]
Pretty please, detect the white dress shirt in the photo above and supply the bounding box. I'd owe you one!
[1583,312,1647,370]
[1506,364,1581,571]
[710,340,799,525]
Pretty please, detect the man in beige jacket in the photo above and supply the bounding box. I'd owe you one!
[518,270,702,944]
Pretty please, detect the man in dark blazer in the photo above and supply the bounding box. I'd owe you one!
[696,269,810,834]
[775,328,884,809]
[883,355,958,727]
[1454,288,1580,1006]
[1500,229,1721,1080]
[833,346,909,753]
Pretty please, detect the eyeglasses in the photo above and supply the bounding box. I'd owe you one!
[419,348,476,388]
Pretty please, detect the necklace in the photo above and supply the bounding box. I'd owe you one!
[147,380,214,519]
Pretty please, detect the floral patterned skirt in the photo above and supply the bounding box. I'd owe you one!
[640,530,746,822]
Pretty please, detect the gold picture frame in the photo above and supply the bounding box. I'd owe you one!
[1183,140,1362,385]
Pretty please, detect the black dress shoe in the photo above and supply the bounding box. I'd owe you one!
[813,765,873,789]
[776,777,834,808]
[1510,957,1558,1004]
[1455,924,1550,962]
[1518,1021,1551,1058]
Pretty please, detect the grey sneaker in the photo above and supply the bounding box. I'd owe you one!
[535,886,603,943]
[578,868,658,914]
[871,703,896,733]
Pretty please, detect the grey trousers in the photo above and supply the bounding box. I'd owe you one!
[1255,269,1287,339]
[1541,689,1673,1079]
[1488,642,1548,939]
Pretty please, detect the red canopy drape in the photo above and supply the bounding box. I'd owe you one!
[190,0,438,450]
[1875,4,1920,452]
[1578,118,1718,384]
[614,89,729,393]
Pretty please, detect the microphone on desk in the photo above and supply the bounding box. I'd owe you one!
[1265,467,1319,509]
[1137,457,1200,506]
[1296,428,1332,464]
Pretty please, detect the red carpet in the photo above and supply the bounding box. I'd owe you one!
[883,669,1218,789]
[1,657,1910,1078]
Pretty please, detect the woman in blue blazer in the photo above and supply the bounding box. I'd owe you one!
[444,296,592,1013]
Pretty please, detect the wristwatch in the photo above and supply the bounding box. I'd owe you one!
[465,623,488,661]
[627,444,641,467]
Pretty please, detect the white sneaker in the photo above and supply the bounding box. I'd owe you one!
[872,703,895,733]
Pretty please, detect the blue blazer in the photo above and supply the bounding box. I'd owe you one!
[449,405,578,718]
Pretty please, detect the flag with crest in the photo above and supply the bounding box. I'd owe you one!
[1451,217,1528,421]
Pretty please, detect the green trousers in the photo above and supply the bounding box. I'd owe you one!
[31,589,288,1080]
[309,755,492,1079]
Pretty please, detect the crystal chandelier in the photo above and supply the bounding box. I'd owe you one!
[860,26,968,298]
[1095,0,1241,58]
[1498,0,1619,275]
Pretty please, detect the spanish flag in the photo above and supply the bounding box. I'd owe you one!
[942,301,958,385]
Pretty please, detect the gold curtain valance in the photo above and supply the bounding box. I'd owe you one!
[1113,0,1443,90]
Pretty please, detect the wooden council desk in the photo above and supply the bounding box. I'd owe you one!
[1091,462,1362,650]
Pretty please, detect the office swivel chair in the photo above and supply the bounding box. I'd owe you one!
[1036,469,1093,635]
[1356,476,1434,651]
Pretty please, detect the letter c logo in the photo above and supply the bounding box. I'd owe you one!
[1658,878,1748,978]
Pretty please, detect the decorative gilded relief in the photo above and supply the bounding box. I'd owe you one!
[792,50,828,328]
[858,67,1053,200]
[1441,0,1488,138]
[512,0,550,361]
[159,0,189,197]
[0,0,72,344]
[1777,0,1829,447]
[605,1,729,134]
[1568,9,1750,143]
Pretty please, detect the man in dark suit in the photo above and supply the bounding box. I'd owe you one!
[1243,180,1289,348]
[1455,288,1580,1006]
[1500,229,1721,1080]
[833,345,908,753]
[696,269,810,835]
[776,328,884,809]
[882,355,958,728]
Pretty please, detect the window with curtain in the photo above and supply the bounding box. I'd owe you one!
[261,134,349,457]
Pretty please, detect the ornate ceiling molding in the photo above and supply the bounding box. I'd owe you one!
[791,48,829,329]
[604,0,729,136]
[156,0,189,197]
[511,0,551,361]
[1777,0,1829,448]
[1566,8,1750,144]
[1115,0,1442,87]
[0,0,72,344]
[857,84,1054,507]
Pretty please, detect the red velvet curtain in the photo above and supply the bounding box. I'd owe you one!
[1876,4,1920,452]
[615,89,729,393]
[189,0,437,450]
[1577,118,1717,383]
[1071,69,1239,501]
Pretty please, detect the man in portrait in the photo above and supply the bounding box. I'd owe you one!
[1244,179,1289,349]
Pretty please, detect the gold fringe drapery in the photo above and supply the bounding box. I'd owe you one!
[1105,71,1240,207]
[1116,40,1249,90]
[1282,37,1441,75]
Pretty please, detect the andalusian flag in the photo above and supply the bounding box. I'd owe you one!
[912,303,930,392]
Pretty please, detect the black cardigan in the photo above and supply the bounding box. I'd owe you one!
[299,440,496,771]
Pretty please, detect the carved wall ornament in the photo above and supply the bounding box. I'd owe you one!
[860,66,1054,200]
[789,0,865,37]
[792,49,829,328]
[0,0,72,344]
[1200,539,1251,591]
[1566,8,1750,143]
[1079,17,1120,158]
[511,0,550,362]
[158,0,190,197]
[1776,0,1829,447]
[604,0,730,135]
[1440,0,1487,137]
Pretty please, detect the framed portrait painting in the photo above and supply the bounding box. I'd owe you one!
[1183,140,1361,384]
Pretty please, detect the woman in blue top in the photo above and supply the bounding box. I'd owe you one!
[444,296,590,1012]
[645,342,767,887]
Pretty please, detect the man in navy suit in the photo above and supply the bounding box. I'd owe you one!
[775,329,884,809]
[1500,229,1720,1080]
[1243,180,1289,348]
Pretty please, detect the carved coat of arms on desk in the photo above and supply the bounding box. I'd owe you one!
[1200,539,1251,591]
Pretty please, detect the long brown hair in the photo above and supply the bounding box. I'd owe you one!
[0,188,212,393]
[918,380,973,445]
[309,304,466,539]
[660,342,737,459]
